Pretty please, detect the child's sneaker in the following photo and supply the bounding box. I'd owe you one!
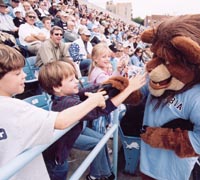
[86,174,101,180]
[102,172,115,180]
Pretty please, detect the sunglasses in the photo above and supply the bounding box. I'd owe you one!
[54,33,63,36]
[28,15,36,19]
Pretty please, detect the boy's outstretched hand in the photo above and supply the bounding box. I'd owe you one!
[128,72,147,92]
[85,91,107,109]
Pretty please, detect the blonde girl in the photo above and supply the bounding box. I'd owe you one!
[88,42,125,84]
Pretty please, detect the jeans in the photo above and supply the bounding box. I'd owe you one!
[43,123,83,180]
[192,159,200,180]
[44,159,68,180]
[73,127,112,178]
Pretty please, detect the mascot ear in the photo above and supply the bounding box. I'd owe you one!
[171,36,200,64]
[140,28,156,44]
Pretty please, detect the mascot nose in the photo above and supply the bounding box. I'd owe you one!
[146,66,153,73]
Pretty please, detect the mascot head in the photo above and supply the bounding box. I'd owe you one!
[141,14,200,97]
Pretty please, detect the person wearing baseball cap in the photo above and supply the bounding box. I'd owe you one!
[6,0,20,18]
[69,27,93,76]
[0,0,8,7]
[13,7,25,27]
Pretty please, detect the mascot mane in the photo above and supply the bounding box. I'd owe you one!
[141,14,200,107]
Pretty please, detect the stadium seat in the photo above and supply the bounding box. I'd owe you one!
[23,94,51,110]
[23,56,38,83]
[79,76,90,88]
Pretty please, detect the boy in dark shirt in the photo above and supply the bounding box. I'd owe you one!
[38,60,146,180]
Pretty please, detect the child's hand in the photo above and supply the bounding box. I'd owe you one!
[128,72,147,92]
[85,91,107,109]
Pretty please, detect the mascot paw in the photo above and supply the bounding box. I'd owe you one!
[101,76,143,105]
[102,76,129,91]
[140,127,173,148]
[141,126,198,158]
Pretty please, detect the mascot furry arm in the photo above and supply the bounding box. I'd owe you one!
[141,126,197,158]
[139,15,200,158]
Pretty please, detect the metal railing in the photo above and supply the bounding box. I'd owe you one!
[0,110,119,180]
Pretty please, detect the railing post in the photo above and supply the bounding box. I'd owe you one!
[112,109,119,180]
[69,125,118,180]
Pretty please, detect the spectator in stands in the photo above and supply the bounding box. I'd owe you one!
[13,7,25,27]
[7,0,20,18]
[54,11,68,31]
[40,16,51,39]
[21,1,32,17]
[78,17,88,31]
[18,10,46,55]
[124,35,135,55]
[122,41,133,57]
[0,0,19,38]
[90,25,101,46]
[88,41,136,136]
[69,27,93,76]
[109,43,119,71]
[89,42,127,84]
[51,9,61,26]
[0,44,107,180]
[48,2,58,17]
[110,29,118,44]
[34,1,50,20]
[130,47,145,68]
[27,0,37,10]
[142,44,153,62]
[38,60,146,180]
[36,26,71,68]
[63,20,79,42]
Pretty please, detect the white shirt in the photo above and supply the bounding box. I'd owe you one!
[18,23,43,46]
[72,37,93,59]
[0,96,58,180]
[0,13,17,31]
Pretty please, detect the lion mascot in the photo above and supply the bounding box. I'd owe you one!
[137,14,200,180]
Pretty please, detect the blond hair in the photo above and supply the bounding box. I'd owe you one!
[89,42,111,75]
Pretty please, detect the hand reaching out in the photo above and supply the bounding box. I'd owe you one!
[85,91,107,109]
[128,72,147,92]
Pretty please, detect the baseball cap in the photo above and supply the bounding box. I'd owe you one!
[109,44,118,53]
[123,42,131,48]
[0,0,7,7]
[79,28,91,36]
[92,25,98,30]
[13,7,22,14]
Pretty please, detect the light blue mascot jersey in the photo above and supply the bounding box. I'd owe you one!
[140,84,200,180]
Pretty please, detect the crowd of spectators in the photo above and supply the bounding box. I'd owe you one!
[0,0,151,75]
[0,0,152,180]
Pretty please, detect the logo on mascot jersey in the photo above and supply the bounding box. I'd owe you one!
[0,128,7,140]
[168,97,183,111]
